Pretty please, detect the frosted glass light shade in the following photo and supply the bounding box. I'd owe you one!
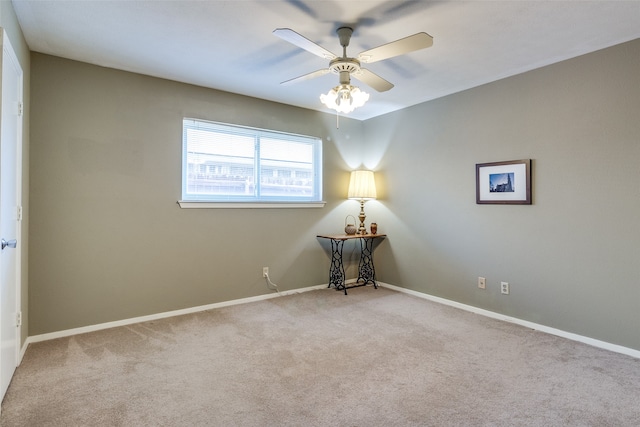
[320,84,369,114]
[348,170,377,200]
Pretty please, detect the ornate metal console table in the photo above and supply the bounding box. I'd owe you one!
[316,233,387,295]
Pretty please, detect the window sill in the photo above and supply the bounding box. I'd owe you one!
[177,201,326,209]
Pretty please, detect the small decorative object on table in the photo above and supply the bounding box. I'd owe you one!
[370,222,378,234]
[344,215,357,235]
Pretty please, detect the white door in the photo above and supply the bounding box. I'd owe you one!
[0,29,23,403]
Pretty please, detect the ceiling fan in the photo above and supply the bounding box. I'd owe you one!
[273,26,433,112]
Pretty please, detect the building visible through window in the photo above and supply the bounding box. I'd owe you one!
[182,119,322,203]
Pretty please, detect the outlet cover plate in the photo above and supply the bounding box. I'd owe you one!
[501,281,510,294]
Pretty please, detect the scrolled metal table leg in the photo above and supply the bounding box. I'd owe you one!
[357,237,377,288]
[328,238,347,294]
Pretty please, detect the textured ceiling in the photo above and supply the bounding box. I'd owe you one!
[12,0,640,120]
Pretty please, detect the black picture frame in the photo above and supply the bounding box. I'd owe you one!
[476,159,531,204]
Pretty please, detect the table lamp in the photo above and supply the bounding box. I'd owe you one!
[348,170,377,234]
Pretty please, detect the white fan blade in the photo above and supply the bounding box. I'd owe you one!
[273,28,337,60]
[281,69,331,86]
[353,69,394,92]
[357,32,433,64]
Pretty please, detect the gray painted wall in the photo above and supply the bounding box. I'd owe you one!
[30,39,640,351]
[366,39,640,350]
[29,54,365,335]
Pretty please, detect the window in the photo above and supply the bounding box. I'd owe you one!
[180,119,323,207]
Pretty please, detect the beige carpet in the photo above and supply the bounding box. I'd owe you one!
[2,287,639,426]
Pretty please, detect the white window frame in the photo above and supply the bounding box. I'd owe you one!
[178,118,325,208]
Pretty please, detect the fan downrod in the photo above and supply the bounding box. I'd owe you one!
[330,27,360,83]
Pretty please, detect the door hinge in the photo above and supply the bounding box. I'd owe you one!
[16,311,22,327]
[17,102,23,117]
[17,205,22,221]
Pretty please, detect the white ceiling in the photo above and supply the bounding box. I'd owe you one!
[12,0,640,121]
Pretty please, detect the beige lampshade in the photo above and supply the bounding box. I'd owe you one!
[347,170,377,200]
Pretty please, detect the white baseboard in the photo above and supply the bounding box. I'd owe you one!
[26,284,326,345]
[379,282,640,360]
[25,281,640,360]
[18,338,28,366]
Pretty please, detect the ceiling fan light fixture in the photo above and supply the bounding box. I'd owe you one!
[320,84,369,114]
[274,27,433,115]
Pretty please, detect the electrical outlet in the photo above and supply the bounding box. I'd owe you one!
[478,277,486,289]
[501,282,510,295]
[262,267,269,278]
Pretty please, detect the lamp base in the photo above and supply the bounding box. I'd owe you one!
[358,199,367,234]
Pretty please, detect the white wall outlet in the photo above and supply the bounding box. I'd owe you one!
[262,267,269,278]
[501,281,510,295]
[478,277,486,289]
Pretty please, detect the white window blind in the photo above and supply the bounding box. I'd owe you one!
[181,119,323,205]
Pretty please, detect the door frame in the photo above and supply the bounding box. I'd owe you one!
[0,27,24,404]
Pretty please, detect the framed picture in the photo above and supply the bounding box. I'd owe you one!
[476,159,531,204]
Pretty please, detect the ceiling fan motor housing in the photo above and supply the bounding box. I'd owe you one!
[329,57,361,84]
